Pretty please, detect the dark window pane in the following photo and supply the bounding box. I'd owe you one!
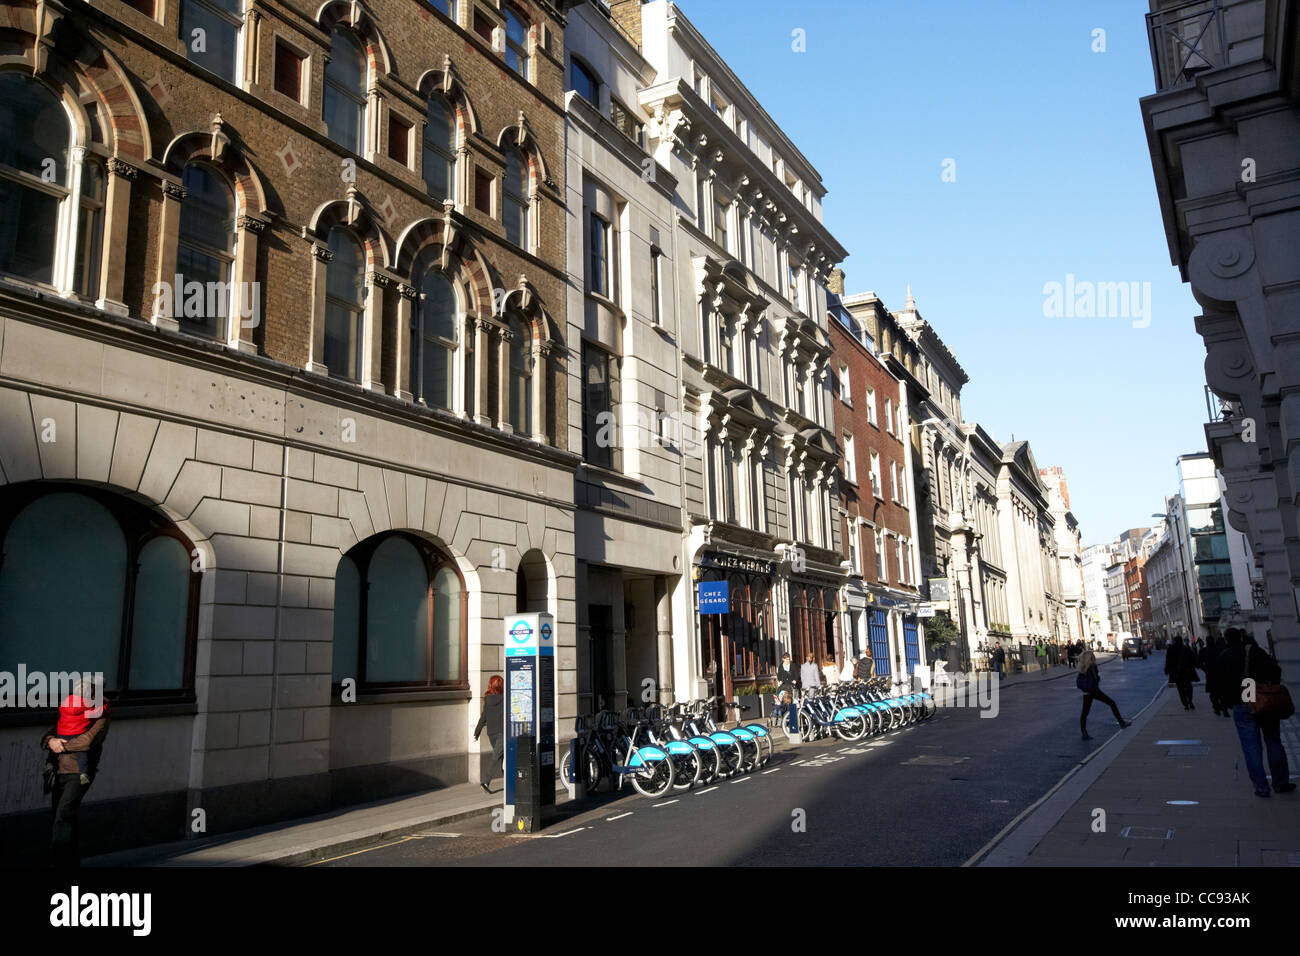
[0,73,70,183]
[433,566,461,682]
[365,536,430,682]
[332,555,361,682]
[0,180,59,284]
[129,536,190,690]
[274,41,303,100]
[180,0,239,83]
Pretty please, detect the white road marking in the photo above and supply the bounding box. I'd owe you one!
[605,812,633,821]
[412,832,461,838]
[731,776,751,783]
[695,787,719,795]
[761,768,780,775]
[652,799,680,808]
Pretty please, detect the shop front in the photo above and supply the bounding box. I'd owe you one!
[695,551,779,706]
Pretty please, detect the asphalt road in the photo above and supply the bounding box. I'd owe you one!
[310,655,1169,867]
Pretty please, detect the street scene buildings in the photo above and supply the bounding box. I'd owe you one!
[1,0,1298,889]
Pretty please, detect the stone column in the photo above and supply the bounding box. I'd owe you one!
[394,283,417,401]
[95,157,135,316]
[497,325,513,431]
[362,271,388,392]
[53,145,86,298]
[530,339,549,443]
[655,575,674,705]
[229,214,265,354]
[306,241,333,375]
[152,179,187,331]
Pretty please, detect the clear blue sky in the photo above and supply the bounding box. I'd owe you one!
[676,0,1208,545]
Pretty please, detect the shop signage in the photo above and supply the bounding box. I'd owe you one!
[698,580,730,614]
[699,551,775,576]
[927,577,951,602]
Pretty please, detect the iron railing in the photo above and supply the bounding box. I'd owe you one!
[1148,0,1228,90]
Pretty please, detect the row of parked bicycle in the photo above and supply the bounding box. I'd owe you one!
[560,678,936,798]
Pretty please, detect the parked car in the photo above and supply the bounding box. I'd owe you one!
[1121,638,1147,660]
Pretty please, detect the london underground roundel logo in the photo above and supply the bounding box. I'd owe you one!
[541,622,553,642]
[510,621,533,644]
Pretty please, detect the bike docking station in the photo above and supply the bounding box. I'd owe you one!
[504,612,556,833]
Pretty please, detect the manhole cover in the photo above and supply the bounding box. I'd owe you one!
[1121,826,1174,840]
[902,755,970,766]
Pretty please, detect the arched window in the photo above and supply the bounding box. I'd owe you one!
[0,485,198,701]
[176,162,236,340]
[503,149,529,249]
[506,310,531,434]
[411,268,457,409]
[504,7,529,79]
[423,97,456,201]
[569,57,598,103]
[330,532,467,690]
[324,227,365,381]
[323,28,367,153]
[0,73,71,286]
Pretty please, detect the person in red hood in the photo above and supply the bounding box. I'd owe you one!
[54,691,107,784]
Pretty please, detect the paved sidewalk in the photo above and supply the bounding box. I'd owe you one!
[982,683,1300,866]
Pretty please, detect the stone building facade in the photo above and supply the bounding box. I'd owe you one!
[610,0,849,702]
[0,0,578,859]
[1140,0,1300,682]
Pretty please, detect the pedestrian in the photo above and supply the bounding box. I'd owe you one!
[41,677,111,868]
[1066,640,1078,669]
[473,675,505,794]
[1036,640,1048,672]
[1165,635,1198,710]
[1077,647,1130,740]
[1201,636,1231,716]
[822,656,840,686]
[800,654,821,690]
[839,655,856,682]
[991,642,1006,681]
[1211,628,1295,797]
[855,652,874,681]
[776,652,800,698]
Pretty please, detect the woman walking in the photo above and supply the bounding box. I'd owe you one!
[473,675,506,794]
[1165,635,1198,710]
[1078,648,1130,740]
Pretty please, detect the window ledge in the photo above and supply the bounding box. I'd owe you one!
[332,687,472,705]
[579,461,641,490]
[0,699,197,728]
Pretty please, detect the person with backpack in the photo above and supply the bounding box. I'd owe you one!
[1211,628,1295,797]
[1077,647,1130,740]
[855,653,874,681]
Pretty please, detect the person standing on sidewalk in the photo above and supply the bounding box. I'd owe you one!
[800,654,821,691]
[1077,648,1130,740]
[1036,640,1048,672]
[776,652,800,698]
[991,643,1006,681]
[1211,628,1294,797]
[40,677,111,868]
[473,675,506,794]
[822,656,841,686]
[1165,635,1198,710]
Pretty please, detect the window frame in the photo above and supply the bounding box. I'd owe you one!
[422,96,457,200]
[331,531,469,692]
[178,0,244,85]
[503,149,530,250]
[322,27,368,155]
[0,483,201,709]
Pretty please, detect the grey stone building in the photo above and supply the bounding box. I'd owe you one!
[1140,0,1300,681]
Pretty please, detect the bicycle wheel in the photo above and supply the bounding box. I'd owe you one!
[718,742,744,778]
[750,726,773,765]
[798,711,814,742]
[630,754,675,797]
[739,736,759,771]
[701,743,723,783]
[671,749,701,790]
[834,714,868,741]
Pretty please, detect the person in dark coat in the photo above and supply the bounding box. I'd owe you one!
[1201,636,1230,716]
[473,675,506,794]
[990,643,1006,680]
[1078,648,1130,740]
[1165,635,1198,710]
[40,678,111,868]
[855,653,874,681]
[776,653,800,696]
[1211,628,1294,797]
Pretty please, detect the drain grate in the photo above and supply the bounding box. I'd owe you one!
[1121,826,1174,840]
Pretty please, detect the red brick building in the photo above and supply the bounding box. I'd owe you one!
[828,292,920,679]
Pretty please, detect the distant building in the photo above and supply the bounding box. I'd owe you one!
[1041,466,1086,643]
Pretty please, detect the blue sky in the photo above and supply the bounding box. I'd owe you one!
[676,0,1207,544]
